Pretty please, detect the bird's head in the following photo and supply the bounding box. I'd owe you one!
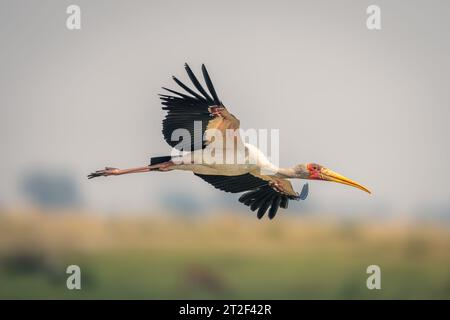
[294,163,371,194]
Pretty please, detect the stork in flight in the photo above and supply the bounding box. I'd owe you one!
[88,64,370,219]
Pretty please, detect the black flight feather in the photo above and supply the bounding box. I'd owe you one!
[161,87,196,100]
[250,188,273,211]
[280,196,289,209]
[172,76,206,101]
[201,64,220,105]
[238,190,259,203]
[268,196,282,219]
[184,63,213,102]
[257,194,276,219]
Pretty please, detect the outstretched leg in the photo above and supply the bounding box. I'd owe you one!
[88,161,174,179]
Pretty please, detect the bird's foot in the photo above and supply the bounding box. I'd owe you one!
[88,167,120,179]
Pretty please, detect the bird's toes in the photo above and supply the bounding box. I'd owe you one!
[88,167,116,179]
[87,172,102,179]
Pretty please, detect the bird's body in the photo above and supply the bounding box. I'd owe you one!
[89,64,370,219]
[175,143,277,176]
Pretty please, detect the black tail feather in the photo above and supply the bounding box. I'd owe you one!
[150,156,172,166]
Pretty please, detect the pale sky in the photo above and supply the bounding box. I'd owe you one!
[1,0,450,214]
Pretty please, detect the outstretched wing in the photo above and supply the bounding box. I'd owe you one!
[160,64,240,151]
[195,173,309,219]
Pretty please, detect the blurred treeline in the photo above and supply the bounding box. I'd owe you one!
[0,209,449,299]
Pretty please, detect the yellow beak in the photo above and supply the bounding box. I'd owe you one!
[320,168,371,194]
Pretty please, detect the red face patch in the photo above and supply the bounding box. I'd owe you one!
[307,163,322,179]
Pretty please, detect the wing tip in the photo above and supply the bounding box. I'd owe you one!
[299,183,309,200]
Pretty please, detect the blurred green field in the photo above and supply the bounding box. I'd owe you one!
[0,210,449,299]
